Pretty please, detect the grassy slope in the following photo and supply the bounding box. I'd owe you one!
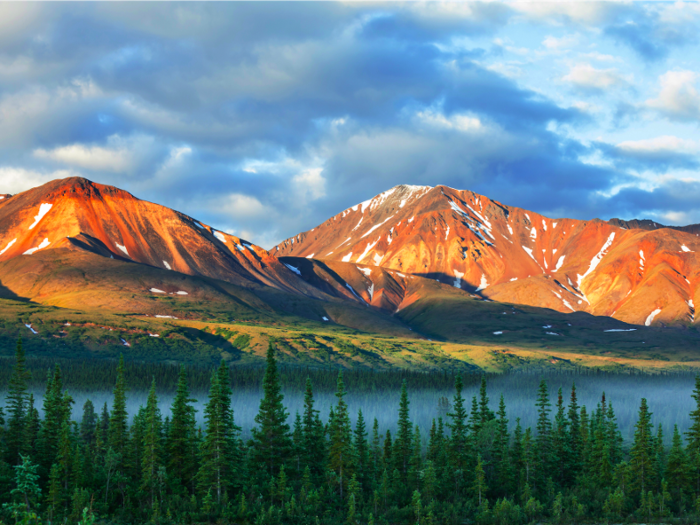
[2,249,700,372]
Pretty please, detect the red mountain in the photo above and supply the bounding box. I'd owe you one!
[275,184,700,327]
[0,177,315,295]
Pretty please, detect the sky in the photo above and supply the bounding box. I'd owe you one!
[1,2,700,248]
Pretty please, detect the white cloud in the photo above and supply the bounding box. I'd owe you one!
[646,70,700,122]
[0,167,79,194]
[220,193,269,219]
[414,107,483,133]
[617,136,700,155]
[293,167,326,201]
[513,3,617,25]
[562,63,629,91]
[34,134,157,173]
[542,34,578,50]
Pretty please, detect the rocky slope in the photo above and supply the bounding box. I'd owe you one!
[276,185,700,327]
[0,177,318,296]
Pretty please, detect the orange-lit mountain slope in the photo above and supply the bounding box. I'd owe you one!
[276,184,700,327]
[0,177,317,296]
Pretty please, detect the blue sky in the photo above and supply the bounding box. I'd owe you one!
[2,2,700,247]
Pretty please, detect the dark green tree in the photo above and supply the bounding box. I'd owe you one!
[249,344,292,481]
[4,338,31,466]
[166,365,198,495]
[630,398,655,497]
[141,379,163,508]
[328,371,354,501]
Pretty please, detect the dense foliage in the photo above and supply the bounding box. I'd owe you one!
[2,338,700,524]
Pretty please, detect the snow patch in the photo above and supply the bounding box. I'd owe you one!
[175,291,188,295]
[213,231,226,243]
[542,219,547,231]
[553,255,565,272]
[358,267,372,276]
[361,215,394,239]
[453,269,464,289]
[681,245,694,253]
[25,323,38,335]
[120,338,130,347]
[115,243,129,256]
[445,226,450,240]
[507,224,513,235]
[553,222,558,228]
[357,239,379,261]
[645,308,662,326]
[163,260,172,270]
[493,331,503,335]
[342,252,353,262]
[283,263,302,276]
[28,203,52,230]
[306,254,315,259]
[23,238,50,255]
[149,333,160,337]
[149,288,166,294]
[577,232,615,290]
[604,329,637,332]
[475,273,489,292]
[345,283,366,304]
[322,316,329,321]
[155,315,178,319]
[351,217,363,231]
[0,238,17,255]
[372,253,383,265]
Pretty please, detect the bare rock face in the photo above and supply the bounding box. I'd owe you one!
[276,184,700,327]
[0,177,318,296]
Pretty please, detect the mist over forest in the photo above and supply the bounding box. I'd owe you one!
[2,362,695,445]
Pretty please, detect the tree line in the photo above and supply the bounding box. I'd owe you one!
[2,337,700,524]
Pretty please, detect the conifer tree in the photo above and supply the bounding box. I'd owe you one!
[478,376,495,426]
[249,344,292,481]
[687,375,700,497]
[301,377,325,478]
[108,355,129,456]
[446,375,469,471]
[80,399,97,447]
[354,409,369,489]
[534,379,551,488]
[5,337,31,465]
[551,388,570,487]
[38,365,73,478]
[567,383,581,477]
[667,424,689,507]
[493,394,511,496]
[328,371,354,501]
[167,365,198,495]
[394,380,413,478]
[198,361,241,504]
[141,379,163,508]
[630,398,655,496]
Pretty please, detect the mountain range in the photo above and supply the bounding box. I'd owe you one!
[1,177,699,370]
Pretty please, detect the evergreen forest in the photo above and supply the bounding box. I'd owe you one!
[3,337,700,524]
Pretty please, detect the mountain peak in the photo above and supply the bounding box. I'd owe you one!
[278,183,700,327]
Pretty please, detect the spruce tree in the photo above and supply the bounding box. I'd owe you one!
[80,399,97,447]
[394,380,413,478]
[38,365,73,478]
[478,376,494,426]
[5,337,31,465]
[198,361,241,504]
[249,344,292,481]
[301,377,325,479]
[108,355,129,456]
[630,398,655,496]
[687,375,700,496]
[446,374,469,471]
[328,371,354,501]
[551,387,570,487]
[534,379,551,488]
[167,365,198,495]
[493,394,511,497]
[667,424,689,508]
[354,409,369,490]
[141,379,163,508]
[567,383,581,477]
